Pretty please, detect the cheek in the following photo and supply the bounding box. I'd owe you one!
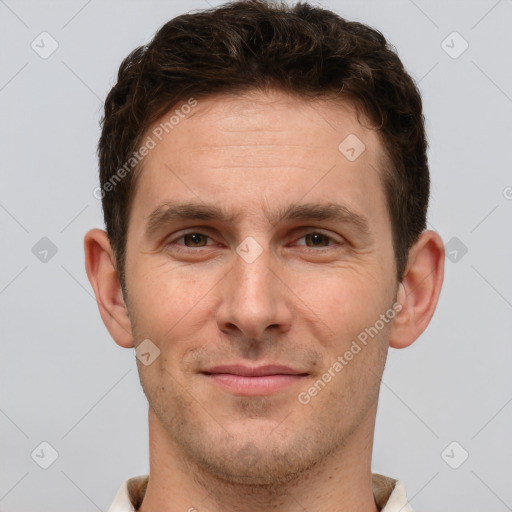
[127,261,221,360]
[296,265,392,338]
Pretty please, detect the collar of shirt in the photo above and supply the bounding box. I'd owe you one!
[107,473,414,512]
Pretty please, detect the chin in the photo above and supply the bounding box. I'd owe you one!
[184,433,330,489]
[197,454,308,487]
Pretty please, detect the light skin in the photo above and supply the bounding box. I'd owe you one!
[84,90,444,512]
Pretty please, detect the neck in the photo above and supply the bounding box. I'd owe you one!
[138,407,380,512]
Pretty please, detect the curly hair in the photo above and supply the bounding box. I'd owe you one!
[98,0,429,291]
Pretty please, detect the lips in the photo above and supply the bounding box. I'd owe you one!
[203,364,308,377]
[202,364,308,395]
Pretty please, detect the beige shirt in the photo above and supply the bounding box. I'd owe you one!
[108,473,414,512]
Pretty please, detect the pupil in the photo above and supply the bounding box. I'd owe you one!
[187,234,204,246]
[308,233,325,246]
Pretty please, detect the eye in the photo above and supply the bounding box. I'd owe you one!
[166,232,216,251]
[299,232,333,247]
[180,233,211,247]
[164,230,343,256]
[294,231,341,250]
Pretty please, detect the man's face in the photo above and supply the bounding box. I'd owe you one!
[124,90,398,484]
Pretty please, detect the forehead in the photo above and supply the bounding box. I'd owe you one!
[148,90,382,162]
[129,89,389,231]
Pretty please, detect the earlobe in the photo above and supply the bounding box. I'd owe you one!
[389,230,445,349]
[84,228,134,348]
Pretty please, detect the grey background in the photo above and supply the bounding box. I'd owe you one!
[1,0,511,510]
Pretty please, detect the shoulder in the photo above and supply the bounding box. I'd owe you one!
[108,475,149,512]
[372,472,414,512]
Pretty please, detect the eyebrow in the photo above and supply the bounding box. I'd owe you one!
[144,200,372,241]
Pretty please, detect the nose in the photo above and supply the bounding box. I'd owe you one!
[215,242,293,342]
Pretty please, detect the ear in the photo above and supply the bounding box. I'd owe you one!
[389,230,445,349]
[84,228,134,348]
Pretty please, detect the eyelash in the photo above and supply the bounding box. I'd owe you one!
[166,230,342,253]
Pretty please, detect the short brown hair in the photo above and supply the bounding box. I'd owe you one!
[98,0,429,292]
